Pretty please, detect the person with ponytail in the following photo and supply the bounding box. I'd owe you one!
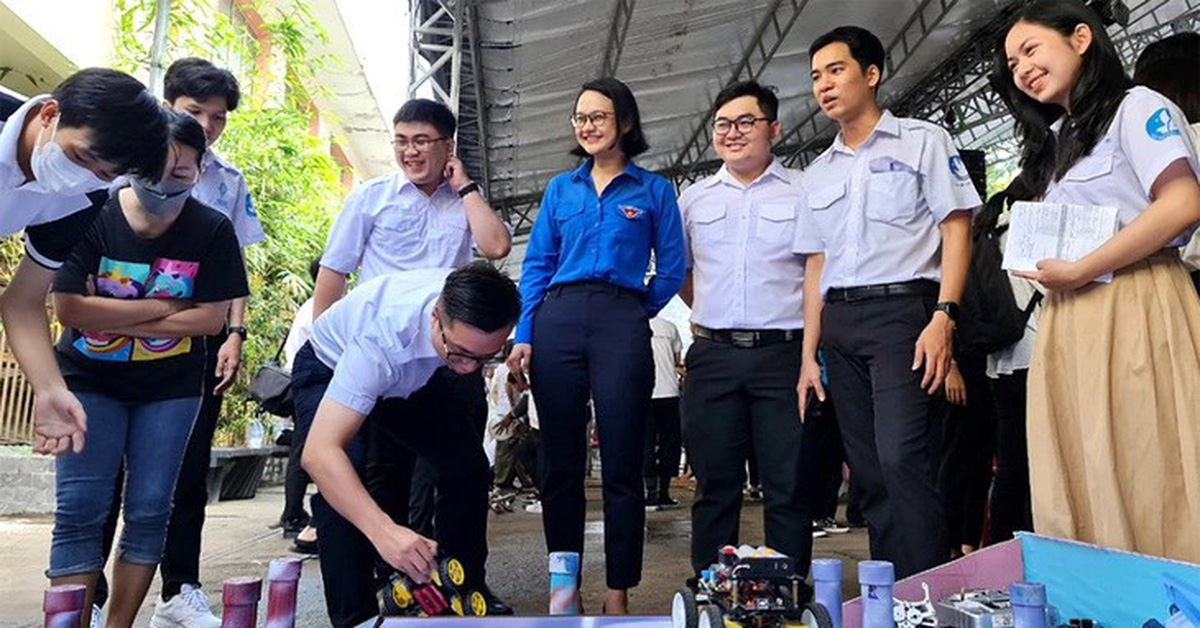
[995,0,1200,561]
[506,77,685,613]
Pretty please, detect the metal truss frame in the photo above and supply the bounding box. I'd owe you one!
[601,0,637,77]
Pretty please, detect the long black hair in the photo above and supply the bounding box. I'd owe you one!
[991,0,1132,197]
[569,77,649,159]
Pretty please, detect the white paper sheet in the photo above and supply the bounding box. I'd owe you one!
[1002,201,1119,284]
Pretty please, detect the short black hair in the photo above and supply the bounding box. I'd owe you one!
[53,68,169,179]
[570,77,649,159]
[164,58,242,111]
[809,26,887,84]
[393,99,457,139]
[439,262,521,333]
[164,110,208,168]
[713,81,779,121]
[1134,32,1200,123]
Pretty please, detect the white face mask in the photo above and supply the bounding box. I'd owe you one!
[30,118,108,195]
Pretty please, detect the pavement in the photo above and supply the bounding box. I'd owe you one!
[0,480,871,627]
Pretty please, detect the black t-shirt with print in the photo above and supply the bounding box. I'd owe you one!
[53,192,249,401]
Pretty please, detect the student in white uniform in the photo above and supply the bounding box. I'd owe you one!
[996,0,1200,562]
[794,26,980,578]
[294,263,519,627]
[0,69,167,458]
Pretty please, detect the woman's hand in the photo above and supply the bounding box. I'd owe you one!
[945,362,967,406]
[1013,258,1090,292]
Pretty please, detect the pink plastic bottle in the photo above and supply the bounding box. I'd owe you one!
[221,577,262,628]
[265,558,303,628]
[43,584,86,628]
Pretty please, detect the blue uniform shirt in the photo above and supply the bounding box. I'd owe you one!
[515,159,686,343]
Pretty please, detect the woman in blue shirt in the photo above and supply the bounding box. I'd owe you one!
[506,77,685,613]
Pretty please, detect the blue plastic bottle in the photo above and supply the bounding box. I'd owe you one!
[812,558,843,628]
[548,552,580,615]
[859,561,894,628]
[1010,582,1047,628]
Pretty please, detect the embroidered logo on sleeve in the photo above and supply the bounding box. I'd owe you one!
[948,155,971,182]
[1146,108,1182,141]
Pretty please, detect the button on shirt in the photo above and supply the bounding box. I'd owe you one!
[193,151,265,248]
[321,172,473,283]
[1044,87,1200,247]
[516,159,686,343]
[682,159,805,330]
[0,95,102,268]
[308,268,449,415]
[793,111,981,295]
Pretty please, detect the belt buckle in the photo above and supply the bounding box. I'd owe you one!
[729,331,756,348]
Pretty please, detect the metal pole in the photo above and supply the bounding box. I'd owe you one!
[147,0,173,97]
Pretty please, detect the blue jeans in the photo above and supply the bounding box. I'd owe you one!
[49,393,201,578]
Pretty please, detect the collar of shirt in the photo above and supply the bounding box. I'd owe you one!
[394,171,454,200]
[568,157,646,186]
[706,157,793,190]
[0,94,50,190]
[829,109,901,156]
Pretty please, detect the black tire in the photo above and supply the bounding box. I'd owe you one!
[800,602,834,628]
[671,588,699,628]
[698,604,724,628]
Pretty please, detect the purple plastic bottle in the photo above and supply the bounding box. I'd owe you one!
[859,561,895,628]
[812,558,843,628]
[221,577,262,628]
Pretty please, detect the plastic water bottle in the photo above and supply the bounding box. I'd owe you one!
[247,419,266,449]
[220,577,262,628]
[812,558,843,628]
[266,557,303,628]
[43,584,86,628]
[548,551,580,615]
[1010,582,1048,628]
[859,561,895,628]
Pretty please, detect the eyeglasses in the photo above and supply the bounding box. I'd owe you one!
[713,116,772,135]
[569,111,616,128]
[438,320,494,370]
[392,135,448,152]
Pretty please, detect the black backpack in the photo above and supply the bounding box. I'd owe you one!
[957,223,1042,360]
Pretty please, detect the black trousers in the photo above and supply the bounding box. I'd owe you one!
[804,392,845,521]
[96,331,224,607]
[643,397,682,485]
[822,294,949,578]
[936,354,996,550]
[408,377,487,537]
[280,427,311,524]
[986,369,1033,544]
[682,337,813,577]
[531,282,653,591]
[291,343,489,628]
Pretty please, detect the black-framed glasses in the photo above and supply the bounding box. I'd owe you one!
[438,322,494,369]
[392,135,448,152]
[713,116,772,135]
[569,111,616,128]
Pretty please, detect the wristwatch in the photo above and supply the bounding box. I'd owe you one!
[933,302,961,322]
[457,181,480,198]
[228,326,249,340]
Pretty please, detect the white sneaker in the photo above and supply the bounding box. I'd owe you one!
[812,529,828,539]
[149,584,221,628]
[89,604,102,628]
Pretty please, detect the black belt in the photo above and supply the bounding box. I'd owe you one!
[547,281,641,299]
[693,325,800,349]
[824,280,939,303]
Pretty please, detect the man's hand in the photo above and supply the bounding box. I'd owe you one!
[945,362,967,406]
[444,156,472,191]
[213,333,243,395]
[33,387,87,455]
[913,311,954,394]
[369,522,438,583]
[796,358,826,423]
[505,343,532,391]
[1013,258,1089,292]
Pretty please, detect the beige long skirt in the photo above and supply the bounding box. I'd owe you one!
[1028,251,1200,562]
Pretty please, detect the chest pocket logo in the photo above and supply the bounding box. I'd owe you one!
[1146,107,1182,141]
[620,205,644,219]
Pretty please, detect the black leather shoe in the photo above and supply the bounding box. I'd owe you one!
[480,585,514,615]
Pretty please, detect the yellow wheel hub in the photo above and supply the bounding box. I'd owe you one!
[470,590,488,616]
[390,581,412,609]
[445,559,466,586]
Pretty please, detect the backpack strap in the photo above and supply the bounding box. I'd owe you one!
[1020,291,1044,324]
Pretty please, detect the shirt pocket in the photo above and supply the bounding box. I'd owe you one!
[373,209,422,248]
[1060,151,1114,183]
[612,202,652,245]
[808,181,847,241]
[755,202,796,245]
[552,202,589,241]
[690,203,728,245]
[866,156,921,222]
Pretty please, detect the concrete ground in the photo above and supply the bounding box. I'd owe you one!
[0,481,870,627]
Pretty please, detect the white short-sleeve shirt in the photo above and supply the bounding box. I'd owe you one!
[193,151,265,248]
[320,172,474,282]
[793,110,982,295]
[1044,87,1200,247]
[681,160,806,330]
[650,317,683,399]
[308,268,450,415]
